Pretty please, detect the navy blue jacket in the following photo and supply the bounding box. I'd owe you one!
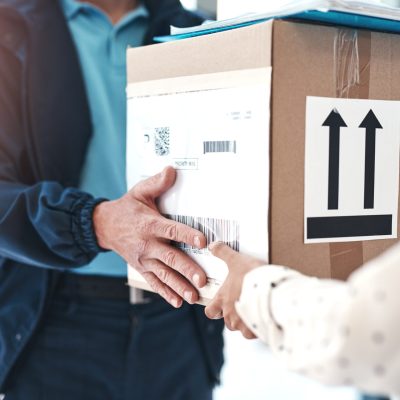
[0,0,223,388]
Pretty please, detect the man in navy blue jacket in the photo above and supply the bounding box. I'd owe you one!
[0,0,223,398]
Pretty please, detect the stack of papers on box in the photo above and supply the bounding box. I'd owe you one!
[156,0,400,41]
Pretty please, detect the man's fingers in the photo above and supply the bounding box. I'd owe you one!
[208,241,238,268]
[152,217,207,249]
[142,271,183,308]
[147,259,199,304]
[152,243,207,288]
[132,166,176,201]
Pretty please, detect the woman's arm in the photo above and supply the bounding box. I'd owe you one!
[206,242,400,397]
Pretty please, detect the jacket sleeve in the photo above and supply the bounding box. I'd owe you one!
[0,36,105,270]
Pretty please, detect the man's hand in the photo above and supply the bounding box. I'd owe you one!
[93,166,207,308]
[205,242,265,339]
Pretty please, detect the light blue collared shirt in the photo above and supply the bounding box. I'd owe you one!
[60,0,149,276]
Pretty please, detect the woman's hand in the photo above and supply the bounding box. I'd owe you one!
[205,242,266,339]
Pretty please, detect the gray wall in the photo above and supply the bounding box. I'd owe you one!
[197,0,217,18]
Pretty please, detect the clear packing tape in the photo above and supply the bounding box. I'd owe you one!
[329,28,372,278]
[334,28,371,99]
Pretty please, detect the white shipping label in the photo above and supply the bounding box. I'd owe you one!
[126,68,271,287]
[305,96,400,243]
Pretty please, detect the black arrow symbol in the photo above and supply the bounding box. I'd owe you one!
[323,109,347,210]
[360,109,383,209]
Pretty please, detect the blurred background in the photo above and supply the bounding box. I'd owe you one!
[177,1,399,399]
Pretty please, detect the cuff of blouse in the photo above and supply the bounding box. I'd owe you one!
[235,265,303,349]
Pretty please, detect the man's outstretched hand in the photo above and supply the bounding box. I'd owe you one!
[93,166,207,308]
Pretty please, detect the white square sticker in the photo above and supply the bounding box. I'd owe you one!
[305,96,400,243]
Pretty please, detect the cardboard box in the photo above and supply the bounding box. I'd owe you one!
[126,19,400,303]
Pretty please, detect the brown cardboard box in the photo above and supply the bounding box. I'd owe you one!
[127,19,400,282]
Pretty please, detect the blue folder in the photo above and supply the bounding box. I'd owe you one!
[155,9,400,42]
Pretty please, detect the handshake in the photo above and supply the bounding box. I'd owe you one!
[94,166,400,397]
[93,166,265,340]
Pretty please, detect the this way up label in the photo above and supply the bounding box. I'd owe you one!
[305,97,400,243]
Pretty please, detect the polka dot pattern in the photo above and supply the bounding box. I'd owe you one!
[235,242,400,396]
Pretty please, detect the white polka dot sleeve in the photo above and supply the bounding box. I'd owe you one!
[235,243,400,397]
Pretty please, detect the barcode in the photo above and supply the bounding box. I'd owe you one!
[165,214,240,253]
[203,140,236,154]
[154,127,170,156]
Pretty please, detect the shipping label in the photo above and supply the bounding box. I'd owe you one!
[126,68,272,290]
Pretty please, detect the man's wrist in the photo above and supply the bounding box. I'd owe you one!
[92,200,112,251]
